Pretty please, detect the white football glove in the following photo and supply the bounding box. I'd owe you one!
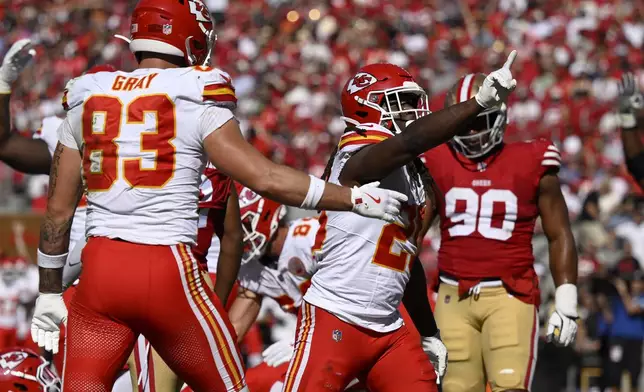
[31,293,68,354]
[616,73,644,129]
[0,39,36,93]
[474,50,518,109]
[546,283,578,347]
[351,181,408,223]
[421,331,448,385]
[262,338,294,368]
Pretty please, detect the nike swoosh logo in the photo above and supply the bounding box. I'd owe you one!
[67,259,81,267]
[365,193,381,204]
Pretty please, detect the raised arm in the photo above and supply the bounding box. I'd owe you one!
[0,39,51,174]
[616,73,644,189]
[340,51,518,186]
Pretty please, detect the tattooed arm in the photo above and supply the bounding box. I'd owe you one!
[38,142,83,294]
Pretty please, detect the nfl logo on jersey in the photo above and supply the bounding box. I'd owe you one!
[332,329,343,342]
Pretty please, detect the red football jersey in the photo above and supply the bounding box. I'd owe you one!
[193,166,233,268]
[423,139,561,305]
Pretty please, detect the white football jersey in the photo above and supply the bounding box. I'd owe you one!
[57,67,237,245]
[238,217,318,312]
[304,123,425,332]
[34,116,86,251]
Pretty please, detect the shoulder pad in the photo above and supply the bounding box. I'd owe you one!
[337,123,394,153]
[192,66,237,109]
[61,75,89,112]
[536,139,561,171]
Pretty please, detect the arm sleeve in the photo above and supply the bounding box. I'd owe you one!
[56,112,81,151]
[198,105,236,142]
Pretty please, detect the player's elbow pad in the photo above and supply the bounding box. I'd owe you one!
[626,151,644,184]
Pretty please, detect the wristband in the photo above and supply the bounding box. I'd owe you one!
[37,249,68,269]
[300,175,326,210]
[555,283,578,318]
[618,113,637,129]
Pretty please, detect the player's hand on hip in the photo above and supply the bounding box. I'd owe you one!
[31,293,67,354]
[616,72,644,128]
[0,39,36,93]
[351,181,408,223]
[421,331,448,385]
[546,283,578,347]
[475,50,518,109]
[261,338,294,367]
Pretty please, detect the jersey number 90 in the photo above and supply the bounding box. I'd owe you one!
[445,187,518,241]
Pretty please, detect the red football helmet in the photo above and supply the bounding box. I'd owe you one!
[236,184,287,264]
[0,348,60,392]
[129,0,214,65]
[445,73,508,158]
[341,63,430,134]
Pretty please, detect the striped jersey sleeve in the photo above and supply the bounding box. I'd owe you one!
[195,66,237,110]
[539,140,561,175]
[337,124,394,154]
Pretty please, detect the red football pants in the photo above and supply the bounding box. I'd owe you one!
[282,302,437,392]
[63,237,246,392]
[245,362,289,392]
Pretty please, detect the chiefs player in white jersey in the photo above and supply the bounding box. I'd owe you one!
[281,53,519,391]
[424,73,578,392]
[26,0,407,391]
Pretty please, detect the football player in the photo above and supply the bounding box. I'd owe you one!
[424,73,579,392]
[0,347,60,391]
[29,0,407,390]
[281,54,518,391]
[616,73,644,190]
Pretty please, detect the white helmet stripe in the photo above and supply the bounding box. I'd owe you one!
[459,74,475,103]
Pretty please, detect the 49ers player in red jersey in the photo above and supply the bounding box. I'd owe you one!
[282,53,520,392]
[424,73,579,392]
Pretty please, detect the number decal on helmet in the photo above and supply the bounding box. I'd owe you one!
[346,72,378,94]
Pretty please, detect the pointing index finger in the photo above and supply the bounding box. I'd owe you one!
[503,50,517,70]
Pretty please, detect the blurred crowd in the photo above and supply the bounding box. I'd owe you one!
[1,0,644,390]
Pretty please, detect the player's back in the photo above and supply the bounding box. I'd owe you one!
[60,66,236,245]
[424,140,561,280]
[304,123,425,332]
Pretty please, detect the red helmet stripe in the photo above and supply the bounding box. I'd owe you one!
[459,74,475,103]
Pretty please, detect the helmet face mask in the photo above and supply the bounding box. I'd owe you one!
[446,73,508,159]
[451,105,507,159]
[237,186,286,264]
[378,87,431,133]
